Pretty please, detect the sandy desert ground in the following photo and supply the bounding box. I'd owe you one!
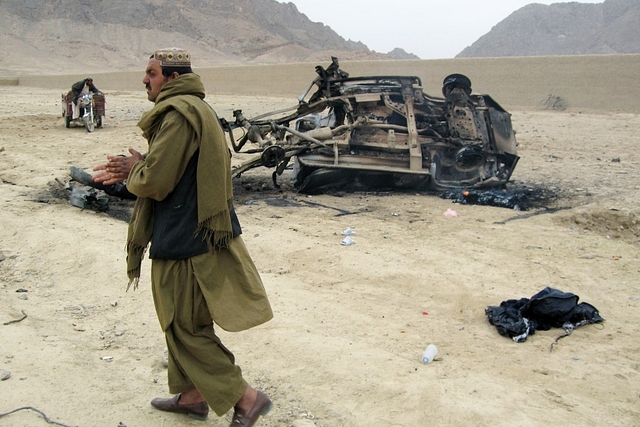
[1,59,640,427]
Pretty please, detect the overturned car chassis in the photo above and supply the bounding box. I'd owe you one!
[221,59,519,193]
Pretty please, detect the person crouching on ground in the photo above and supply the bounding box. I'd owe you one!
[92,47,273,427]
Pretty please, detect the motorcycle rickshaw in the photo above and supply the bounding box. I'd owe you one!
[61,91,106,132]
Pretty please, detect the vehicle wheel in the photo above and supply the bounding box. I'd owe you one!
[442,73,472,96]
[429,150,483,191]
[96,116,103,128]
[553,98,567,111]
[293,163,313,189]
[65,114,71,128]
[537,95,552,110]
[261,146,285,167]
[85,117,95,132]
[455,146,485,171]
[295,167,354,194]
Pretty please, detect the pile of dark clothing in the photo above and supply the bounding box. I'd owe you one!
[485,287,604,346]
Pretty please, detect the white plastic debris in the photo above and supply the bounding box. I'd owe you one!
[341,227,356,235]
[421,344,438,364]
[341,236,355,246]
[444,208,458,218]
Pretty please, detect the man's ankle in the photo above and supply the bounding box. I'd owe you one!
[179,389,205,405]
[236,385,257,411]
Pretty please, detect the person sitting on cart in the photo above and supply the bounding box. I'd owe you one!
[71,77,101,119]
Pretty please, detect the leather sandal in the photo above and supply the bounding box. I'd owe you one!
[229,390,272,427]
[150,394,209,421]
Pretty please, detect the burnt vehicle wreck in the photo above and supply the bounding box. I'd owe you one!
[221,57,519,194]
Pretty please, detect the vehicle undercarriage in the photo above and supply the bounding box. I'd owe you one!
[221,57,519,194]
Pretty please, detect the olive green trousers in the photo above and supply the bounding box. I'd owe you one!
[151,256,248,416]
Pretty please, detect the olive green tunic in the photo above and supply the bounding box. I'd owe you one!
[126,74,272,416]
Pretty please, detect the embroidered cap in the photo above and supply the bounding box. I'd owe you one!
[153,47,191,67]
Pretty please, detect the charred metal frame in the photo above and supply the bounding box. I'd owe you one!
[220,58,519,193]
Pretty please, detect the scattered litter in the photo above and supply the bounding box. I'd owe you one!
[1,371,10,381]
[69,187,109,212]
[341,236,355,246]
[341,227,356,235]
[0,406,76,427]
[444,208,458,218]
[421,344,438,364]
[101,356,114,362]
[3,310,27,325]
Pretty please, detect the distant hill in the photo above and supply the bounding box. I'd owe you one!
[2,0,636,77]
[457,0,640,58]
[0,0,418,76]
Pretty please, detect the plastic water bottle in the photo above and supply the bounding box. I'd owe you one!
[421,344,438,364]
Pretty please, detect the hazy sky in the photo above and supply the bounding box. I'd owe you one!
[279,0,604,59]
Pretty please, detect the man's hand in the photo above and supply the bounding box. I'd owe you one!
[93,147,144,185]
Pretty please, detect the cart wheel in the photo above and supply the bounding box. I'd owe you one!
[553,98,568,111]
[85,117,95,132]
[65,114,71,128]
[96,116,103,128]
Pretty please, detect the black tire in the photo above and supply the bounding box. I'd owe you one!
[85,116,94,132]
[537,96,550,110]
[442,74,472,96]
[96,116,103,128]
[553,98,567,111]
[65,114,71,128]
[295,168,352,194]
[261,146,285,168]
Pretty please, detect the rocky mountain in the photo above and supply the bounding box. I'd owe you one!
[0,0,416,76]
[2,0,636,76]
[457,0,640,57]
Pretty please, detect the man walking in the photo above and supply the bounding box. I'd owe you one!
[93,48,273,426]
